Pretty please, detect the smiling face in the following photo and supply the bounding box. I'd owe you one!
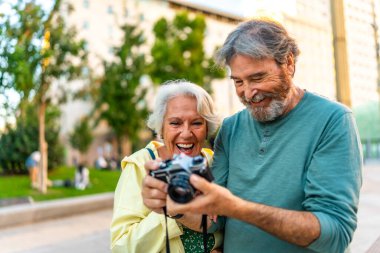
[162,95,207,157]
[229,54,295,122]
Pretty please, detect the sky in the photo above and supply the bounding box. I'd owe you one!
[0,0,54,130]
[173,0,297,19]
[171,0,251,19]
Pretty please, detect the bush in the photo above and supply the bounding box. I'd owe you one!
[0,104,64,174]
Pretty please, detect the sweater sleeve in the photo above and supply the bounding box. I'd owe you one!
[207,120,229,233]
[110,160,183,253]
[304,112,362,253]
[212,119,230,188]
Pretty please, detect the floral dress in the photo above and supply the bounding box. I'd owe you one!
[181,227,215,253]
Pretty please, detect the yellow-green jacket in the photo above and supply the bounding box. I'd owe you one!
[110,141,222,253]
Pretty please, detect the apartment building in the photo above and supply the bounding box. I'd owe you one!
[60,0,129,165]
[59,0,239,165]
[345,0,378,108]
[60,0,380,164]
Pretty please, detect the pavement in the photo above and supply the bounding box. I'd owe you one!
[350,160,380,253]
[0,209,112,253]
[0,192,114,229]
[0,161,379,253]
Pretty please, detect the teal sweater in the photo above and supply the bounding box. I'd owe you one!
[212,91,362,253]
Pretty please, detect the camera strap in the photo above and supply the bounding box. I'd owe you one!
[146,148,172,251]
[163,206,171,253]
[201,214,209,253]
[148,148,209,253]
[146,148,156,160]
[163,206,209,253]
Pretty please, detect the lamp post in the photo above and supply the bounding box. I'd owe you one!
[330,0,352,107]
[371,0,380,110]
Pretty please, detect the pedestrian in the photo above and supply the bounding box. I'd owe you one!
[95,155,108,170]
[25,151,41,189]
[74,164,90,190]
[143,18,362,253]
[110,80,223,253]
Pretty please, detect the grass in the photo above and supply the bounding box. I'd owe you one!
[0,166,121,201]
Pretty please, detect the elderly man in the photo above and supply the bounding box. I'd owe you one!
[143,18,362,253]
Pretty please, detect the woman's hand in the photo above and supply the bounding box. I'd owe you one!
[142,160,168,214]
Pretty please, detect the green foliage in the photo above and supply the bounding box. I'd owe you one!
[0,166,120,201]
[0,0,88,180]
[353,101,380,140]
[69,118,93,154]
[0,103,64,174]
[149,11,225,92]
[0,0,87,105]
[92,23,149,157]
[0,1,45,98]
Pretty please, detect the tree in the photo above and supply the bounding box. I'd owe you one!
[0,0,88,193]
[91,23,149,159]
[149,11,225,92]
[0,103,64,174]
[69,117,93,163]
[354,102,380,140]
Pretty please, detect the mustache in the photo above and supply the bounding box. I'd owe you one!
[241,92,277,104]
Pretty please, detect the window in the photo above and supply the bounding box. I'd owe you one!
[83,0,89,9]
[107,5,113,14]
[108,25,113,38]
[83,20,89,30]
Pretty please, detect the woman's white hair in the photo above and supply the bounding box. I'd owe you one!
[147,80,220,139]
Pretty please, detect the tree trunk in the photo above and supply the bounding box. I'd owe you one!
[38,101,48,194]
[116,136,122,162]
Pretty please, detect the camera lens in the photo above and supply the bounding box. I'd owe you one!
[168,174,194,203]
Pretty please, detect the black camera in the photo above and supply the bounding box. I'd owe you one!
[150,153,214,203]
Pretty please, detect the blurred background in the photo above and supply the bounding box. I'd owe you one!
[1,0,379,189]
[0,0,380,193]
[1,1,380,252]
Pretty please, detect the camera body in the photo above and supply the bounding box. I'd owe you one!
[150,153,214,203]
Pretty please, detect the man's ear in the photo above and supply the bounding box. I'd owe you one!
[285,53,295,77]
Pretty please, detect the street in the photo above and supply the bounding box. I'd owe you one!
[0,209,112,253]
[0,161,380,253]
[351,160,380,253]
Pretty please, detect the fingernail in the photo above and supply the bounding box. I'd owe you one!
[191,174,199,182]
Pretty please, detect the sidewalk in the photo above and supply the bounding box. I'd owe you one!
[0,193,114,253]
[0,161,379,253]
[0,192,114,229]
[0,209,112,253]
[351,160,380,253]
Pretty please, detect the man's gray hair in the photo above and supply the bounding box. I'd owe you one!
[215,18,300,66]
[147,80,220,138]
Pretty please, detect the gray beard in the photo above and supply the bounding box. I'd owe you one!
[246,98,286,122]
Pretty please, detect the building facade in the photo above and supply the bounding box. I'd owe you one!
[60,0,380,164]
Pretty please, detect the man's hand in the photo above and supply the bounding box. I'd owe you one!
[167,173,321,247]
[167,174,236,217]
[142,160,168,214]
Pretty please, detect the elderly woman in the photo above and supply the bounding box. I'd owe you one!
[110,80,222,253]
